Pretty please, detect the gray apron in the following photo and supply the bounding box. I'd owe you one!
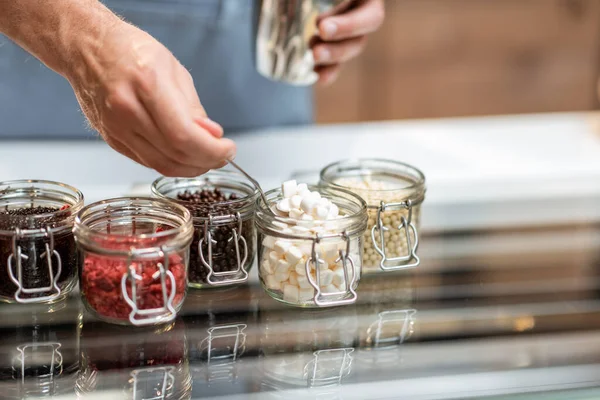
[0,0,313,138]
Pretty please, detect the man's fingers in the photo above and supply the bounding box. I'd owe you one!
[316,64,341,86]
[313,36,367,66]
[319,0,384,41]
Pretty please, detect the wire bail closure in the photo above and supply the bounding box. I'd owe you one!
[305,232,358,307]
[7,227,62,303]
[304,348,354,388]
[15,342,63,391]
[199,213,249,286]
[200,323,247,384]
[371,199,420,271]
[366,309,416,348]
[130,366,175,400]
[121,246,177,326]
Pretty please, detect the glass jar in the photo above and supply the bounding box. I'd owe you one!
[255,185,367,308]
[0,301,81,399]
[74,197,193,326]
[152,171,258,289]
[320,159,426,272]
[76,318,190,400]
[0,180,84,304]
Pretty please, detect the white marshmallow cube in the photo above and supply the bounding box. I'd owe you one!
[283,284,299,303]
[323,284,340,294]
[290,195,303,209]
[297,275,313,289]
[314,206,329,220]
[282,180,298,198]
[261,260,274,275]
[300,196,317,214]
[274,240,292,255]
[266,275,282,291]
[277,198,291,213]
[285,246,303,265]
[295,262,307,276]
[296,183,308,195]
[332,267,346,287]
[310,191,322,200]
[328,203,339,219]
[269,251,280,266]
[299,288,314,301]
[262,236,276,249]
[300,213,314,221]
[289,209,304,219]
[319,269,334,287]
[289,272,298,286]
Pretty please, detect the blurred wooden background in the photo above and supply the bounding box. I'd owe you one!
[315,0,600,123]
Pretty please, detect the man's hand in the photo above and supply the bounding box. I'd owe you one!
[67,22,235,177]
[314,0,385,85]
[0,0,235,177]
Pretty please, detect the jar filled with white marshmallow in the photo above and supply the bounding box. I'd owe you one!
[255,181,368,308]
[320,159,426,272]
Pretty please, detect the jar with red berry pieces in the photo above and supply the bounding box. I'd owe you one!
[152,170,258,289]
[74,197,193,326]
[0,180,84,305]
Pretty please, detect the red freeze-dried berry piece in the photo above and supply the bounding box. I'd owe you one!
[60,204,70,211]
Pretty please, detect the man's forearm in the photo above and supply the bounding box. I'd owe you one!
[0,0,121,78]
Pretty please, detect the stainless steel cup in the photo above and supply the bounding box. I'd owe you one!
[254,0,353,86]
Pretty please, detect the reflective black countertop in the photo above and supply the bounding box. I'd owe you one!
[1,221,600,399]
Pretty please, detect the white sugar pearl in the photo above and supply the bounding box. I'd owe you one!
[274,240,291,255]
[328,203,339,219]
[282,180,297,198]
[266,275,281,291]
[289,208,304,219]
[299,288,314,301]
[296,183,308,195]
[283,284,299,303]
[285,246,303,265]
[290,195,303,209]
[262,236,276,249]
[319,269,334,286]
[269,251,280,266]
[277,198,291,213]
[289,272,298,286]
[300,196,317,214]
[314,206,329,220]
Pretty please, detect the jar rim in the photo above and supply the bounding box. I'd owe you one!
[0,179,85,236]
[255,184,368,240]
[319,158,426,193]
[74,197,193,244]
[151,170,258,221]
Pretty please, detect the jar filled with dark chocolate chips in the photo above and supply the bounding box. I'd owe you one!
[0,180,84,304]
[152,170,258,289]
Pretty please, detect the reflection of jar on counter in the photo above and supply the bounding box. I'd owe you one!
[259,307,358,393]
[152,171,258,289]
[74,198,193,326]
[76,318,190,400]
[0,180,83,304]
[320,159,426,272]
[255,184,367,308]
[0,302,80,399]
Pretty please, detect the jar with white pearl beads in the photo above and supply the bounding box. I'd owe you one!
[255,183,367,308]
[320,159,426,273]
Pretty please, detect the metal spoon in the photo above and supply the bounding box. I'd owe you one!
[227,159,275,215]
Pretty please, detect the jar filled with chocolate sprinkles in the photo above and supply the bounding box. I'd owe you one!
[152,170,258,289]
[0,180,83,304]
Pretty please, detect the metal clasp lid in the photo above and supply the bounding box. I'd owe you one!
[7,228,62,303]
[121,247,177,326]
[200,323,247,383]
[304,348,354,388]
[130,366,175,400]
[199,213,249,286]
[366,309,416,348]
[305,232,357,307]
[371,199,420,271]
[14,342,63,393]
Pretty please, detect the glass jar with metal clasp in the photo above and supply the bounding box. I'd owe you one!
[76,318,191,400]
[255,185,367,308]
[74,197,193,326]
[0,180,84,305]
[152,170,258,289]
[320,159,426,273]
